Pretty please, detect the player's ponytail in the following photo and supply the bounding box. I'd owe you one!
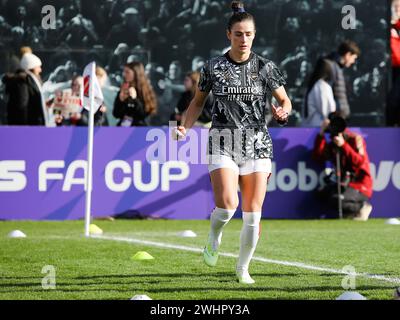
[228,1,255,31]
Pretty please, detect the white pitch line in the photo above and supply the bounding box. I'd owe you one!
[91,234,400,285]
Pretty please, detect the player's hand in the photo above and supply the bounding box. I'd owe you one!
[172,126,186,141]
[128,87,137,100]
[271,104,288,123]
[333,134,345,147]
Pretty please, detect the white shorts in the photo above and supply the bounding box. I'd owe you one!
[207,155,272,176]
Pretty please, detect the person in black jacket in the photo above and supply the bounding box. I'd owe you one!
[2,52,49,126]
[171,71,214,127]
[113,62,157,127]
[324,40,360,120]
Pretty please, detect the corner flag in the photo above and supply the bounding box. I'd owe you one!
[82,62,104,237]
[82,62,104,112]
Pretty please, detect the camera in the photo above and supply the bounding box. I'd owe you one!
[326,113,347,139]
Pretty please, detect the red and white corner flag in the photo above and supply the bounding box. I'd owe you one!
[82,61,104,112]
[83,61,104,237]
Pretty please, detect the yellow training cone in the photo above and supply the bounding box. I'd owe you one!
[89,224,103,235]
[132,251,154,261]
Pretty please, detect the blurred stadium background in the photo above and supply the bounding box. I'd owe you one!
[0,0,390,126]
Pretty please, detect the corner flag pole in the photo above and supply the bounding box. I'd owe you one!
[84,62,96,237]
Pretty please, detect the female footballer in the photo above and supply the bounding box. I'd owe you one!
[175,1,292,284]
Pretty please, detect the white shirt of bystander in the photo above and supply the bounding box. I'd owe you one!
[302,79,336,127]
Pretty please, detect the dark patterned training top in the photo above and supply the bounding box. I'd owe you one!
[198,51,286,162]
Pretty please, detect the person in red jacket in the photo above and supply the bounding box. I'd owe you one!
[387,0,400,126]
[312,114,373,221]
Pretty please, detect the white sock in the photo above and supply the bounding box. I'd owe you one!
[237,211,262,273]
[208,207,236,251]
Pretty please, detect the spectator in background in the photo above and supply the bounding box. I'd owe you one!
[6,46,32,73]
[45,60,76,87]
[168,61,184,88]
[144,62,160,80]
[312,114,373,221]
[302,58,336,126]
[10,26,25,52]
[107,43,130,77]
[171,71,213,127]
[0,15,12,44]
[280,45,310,108]
[58,13,99,48]
[192,56,205,72]
[55,70,109,127]
[165,60,185,99]
[106,8,142,48]
[387,0,400,126]
[76,67,109,127]
[139,26,168,67]
[194,1,224,57]
[16,6,27,29]
[155,61,185,125]
[113,62,157,126]
[324,40,360,120]
[58,1,80,23]
[95,66,118,126]
[2,52,50,126]
[86,0,121,36]
[53,75,83,126]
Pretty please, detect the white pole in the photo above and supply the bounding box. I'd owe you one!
[84,62,96,237]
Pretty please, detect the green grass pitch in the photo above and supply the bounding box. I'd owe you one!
[0,219,399,300]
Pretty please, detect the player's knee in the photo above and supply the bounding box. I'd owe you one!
[242,201,263,212]
[242,206,263,213]
[217,195,239,210]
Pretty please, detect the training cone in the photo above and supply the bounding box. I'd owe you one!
[8,230,26,238]
[385,218,400,225]
[177,230,197,238]
[336,291,367,300]
[89,224,103,235]
[131,294,152,300]
[132,251,154,261]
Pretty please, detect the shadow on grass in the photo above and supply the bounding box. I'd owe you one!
[73,272,309,280]
[0,269,393,296]
[0,284,392,295]
[1,265,395,300]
